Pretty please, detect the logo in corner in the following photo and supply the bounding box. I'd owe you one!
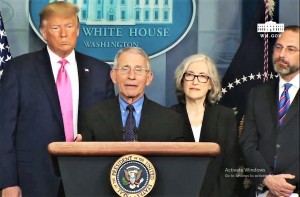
[257,21,284,39]
[257,21,284,33]
[110,154,156,197]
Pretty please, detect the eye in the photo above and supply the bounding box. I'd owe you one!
[199,74,209,79]
[121,66,130,71]
[52,27,59,30]
[134,67,143,73]
[274,44,282,49]
[287,47,298,52]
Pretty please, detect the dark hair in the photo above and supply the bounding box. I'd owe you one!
[284,25,300,32]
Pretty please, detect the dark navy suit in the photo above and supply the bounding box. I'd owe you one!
[240,80,299,194]
[80,96,185,142]
[0,47,115,196]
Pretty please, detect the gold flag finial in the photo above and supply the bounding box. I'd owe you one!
[265,0,275,18]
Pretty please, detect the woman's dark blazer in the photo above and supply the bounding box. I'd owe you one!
[171,103,239,197]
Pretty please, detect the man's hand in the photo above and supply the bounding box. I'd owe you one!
[2,186,22,197]
[74,134,82,142]
[263,174,296,197]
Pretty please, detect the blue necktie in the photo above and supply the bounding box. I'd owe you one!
[278,83,292,126]
[124,104,136,141]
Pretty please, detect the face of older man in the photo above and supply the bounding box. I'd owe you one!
[110,51,153,104]
[273,29,300,81]
[40,14,79,58]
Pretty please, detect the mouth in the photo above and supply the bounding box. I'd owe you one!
[190,87,200,91]
[60,41,69,45]
[276,62,289,69]
[125,84,138,88]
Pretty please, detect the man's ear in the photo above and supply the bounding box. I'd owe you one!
[146,72,153,86]
[40,28,47,41]
[110,69,117,84]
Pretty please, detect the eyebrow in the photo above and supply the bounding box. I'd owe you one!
[276,43,298,48]
[186,71,208,75]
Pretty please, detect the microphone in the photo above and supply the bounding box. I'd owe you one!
[133,127,138,142]
[122,127,126,141]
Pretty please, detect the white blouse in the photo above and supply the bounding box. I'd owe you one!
[191,124,202,142]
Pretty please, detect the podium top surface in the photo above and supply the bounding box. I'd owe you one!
[48,142,220,156]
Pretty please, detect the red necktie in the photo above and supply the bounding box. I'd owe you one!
[57,58,74,141]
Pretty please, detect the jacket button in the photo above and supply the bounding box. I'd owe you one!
[276,144,281,148]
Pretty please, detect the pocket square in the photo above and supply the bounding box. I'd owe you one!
[84,68,89,72]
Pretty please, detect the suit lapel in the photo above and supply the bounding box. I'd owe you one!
[34,48,63,128]
[200,105,218,142]
[179,104,196,142]
[266,80,279,130]
[110,97,125,140]
[76,52,89,110]
[138,97,151,140]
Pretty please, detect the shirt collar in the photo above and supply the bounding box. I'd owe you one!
[47,46,76,66]
[279,73,300,89]
[118,95,144,114]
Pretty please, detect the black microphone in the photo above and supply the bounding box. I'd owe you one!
[133,127,138,142]
[122,127,126,141]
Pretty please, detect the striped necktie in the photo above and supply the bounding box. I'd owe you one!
[278,83,292,126]
[57,58,74,141]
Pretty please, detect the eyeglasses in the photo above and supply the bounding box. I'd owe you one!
[273,44,300,55]
[115,66,149,75]
[184,73,210,83]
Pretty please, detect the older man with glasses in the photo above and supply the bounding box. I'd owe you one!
[76,47,185,142]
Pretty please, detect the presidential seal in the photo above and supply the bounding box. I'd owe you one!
[110,154,156,197]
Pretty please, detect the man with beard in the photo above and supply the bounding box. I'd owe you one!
[240,25,299,197]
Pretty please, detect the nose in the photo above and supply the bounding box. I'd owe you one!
[192,76,199,84]
[279,47,287,58]
[60,27,67,37]
[128,69,136,79]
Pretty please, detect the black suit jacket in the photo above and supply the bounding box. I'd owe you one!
[240,80,299,193]
[80,96,185,142]
[0,47,115,196]
[171,103,239,197]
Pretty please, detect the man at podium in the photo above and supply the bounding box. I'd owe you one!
[76,47,185,142]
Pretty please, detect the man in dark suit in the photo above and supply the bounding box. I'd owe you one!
[0,2,114,196]
[240,26,299,197]
[76,47,185,142]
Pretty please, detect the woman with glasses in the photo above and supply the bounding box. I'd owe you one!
[171,54,239,197]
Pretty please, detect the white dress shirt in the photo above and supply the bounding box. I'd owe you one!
[48,47,79,139]
[278,73,299,104]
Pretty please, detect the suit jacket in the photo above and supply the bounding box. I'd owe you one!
[171,103,239,197]
[80,96,185,142]
[239,80,299,193]
[0,47,115,196]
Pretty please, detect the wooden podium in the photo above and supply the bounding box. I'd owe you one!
[48,142,220,197]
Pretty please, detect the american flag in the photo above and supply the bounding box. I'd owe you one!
[0,11,12,79]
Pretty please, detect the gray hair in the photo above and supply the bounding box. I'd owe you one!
[113,47,151,70]
[174,53,222,105]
